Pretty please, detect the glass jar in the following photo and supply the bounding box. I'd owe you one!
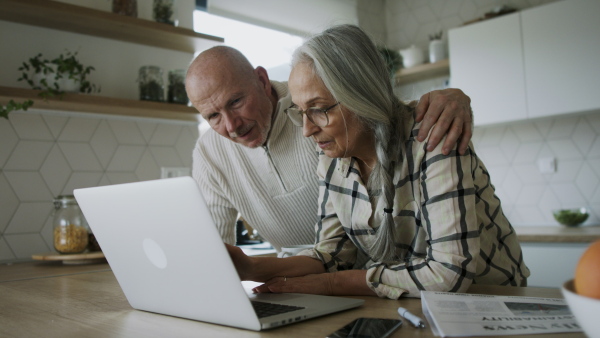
[168,69,188,105]
[138,65,164,102]
[153,0,175,25]
[112,0,137,17]
[53,195,89,254]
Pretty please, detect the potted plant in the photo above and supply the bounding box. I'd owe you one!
[51,51,99,94]
[18,53,59,97]
[378,47,403,79]
[2,50,101,118]
[18,50,100,97]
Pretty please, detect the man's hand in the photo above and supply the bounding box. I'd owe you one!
[252,273,335,295]
[225,243,254,281]
[415,88,473,155]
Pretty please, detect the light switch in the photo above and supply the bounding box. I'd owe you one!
[537,157,556,174]
[160,167,191,178]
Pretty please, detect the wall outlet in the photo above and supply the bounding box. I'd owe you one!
[537,157,556,174]
[160,167,191,179]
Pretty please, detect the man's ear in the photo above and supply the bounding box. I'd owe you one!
[254,66,272,94]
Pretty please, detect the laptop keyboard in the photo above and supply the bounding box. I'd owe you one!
[251,301,305,318]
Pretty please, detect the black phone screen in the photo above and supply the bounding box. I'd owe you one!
[327,317,402,338]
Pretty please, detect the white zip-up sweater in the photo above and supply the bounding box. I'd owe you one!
[192,81,319,251]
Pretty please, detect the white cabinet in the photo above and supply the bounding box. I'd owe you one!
[520,242,587,288]
[522,0,600,118]
[449,0,600,126]
[449,13,527,126]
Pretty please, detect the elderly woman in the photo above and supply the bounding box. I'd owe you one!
[226,24,529,299]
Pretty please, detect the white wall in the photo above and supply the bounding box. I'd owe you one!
[0,21,195,101]
[0,1,202,263]
[1,0,200,100]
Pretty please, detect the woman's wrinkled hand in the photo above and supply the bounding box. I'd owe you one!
[252,273,335,296]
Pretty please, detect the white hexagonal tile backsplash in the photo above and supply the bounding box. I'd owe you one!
[0,109,199,262]
[1,106,598,263]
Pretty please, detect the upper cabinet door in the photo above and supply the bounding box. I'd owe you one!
[522,0,600,118]
[449,13,527,126]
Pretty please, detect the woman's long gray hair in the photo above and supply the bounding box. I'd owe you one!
[291,24,412,263]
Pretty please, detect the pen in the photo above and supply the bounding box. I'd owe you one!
[398,307,426,328]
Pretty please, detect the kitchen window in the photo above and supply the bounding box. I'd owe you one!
[193,10,303,82]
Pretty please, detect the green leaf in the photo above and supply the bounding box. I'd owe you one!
[0,99,34,119]
[18,49,100,96]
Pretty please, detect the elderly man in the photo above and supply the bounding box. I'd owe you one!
[186,46,473,252]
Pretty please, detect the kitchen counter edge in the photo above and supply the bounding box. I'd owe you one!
[514,225,600,243]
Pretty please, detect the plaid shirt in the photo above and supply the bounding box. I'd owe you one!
[301,118,530,299]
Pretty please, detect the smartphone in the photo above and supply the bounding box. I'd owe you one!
[327,317,402,338]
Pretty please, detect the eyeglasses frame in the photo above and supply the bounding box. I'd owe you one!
[284,102,340,127]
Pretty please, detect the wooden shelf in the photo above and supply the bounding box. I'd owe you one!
[0,86,201,122]
[0,0,223,53]
[394,59,450,86]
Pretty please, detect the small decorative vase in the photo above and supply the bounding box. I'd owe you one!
[429,39,446,63]
[33,64,58,89]
[399,45,425,68]
[60,78,80,93]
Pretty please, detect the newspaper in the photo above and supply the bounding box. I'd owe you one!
[421,291,582,337]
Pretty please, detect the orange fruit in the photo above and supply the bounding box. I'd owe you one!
[574,240,600,299]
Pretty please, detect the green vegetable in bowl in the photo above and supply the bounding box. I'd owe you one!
[553,209,589,226]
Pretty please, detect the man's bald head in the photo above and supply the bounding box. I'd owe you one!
[187,46,256,85]
[185,46,277,148]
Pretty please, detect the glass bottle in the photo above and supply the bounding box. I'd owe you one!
[138,65,164,102]
[168,69,188,105]
[53,195,89,254]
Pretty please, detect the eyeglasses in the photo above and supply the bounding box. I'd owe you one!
[284,102,340,127]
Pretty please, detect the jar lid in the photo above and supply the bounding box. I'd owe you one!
[139,65,163,72]
[53,195,78,208]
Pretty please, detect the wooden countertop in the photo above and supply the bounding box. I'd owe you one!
[514,225,600,243]
[0,261,584,338]
[0,260,110,283]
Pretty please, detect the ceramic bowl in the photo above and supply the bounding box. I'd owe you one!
[553,208,589,227]
[561,279,600,337]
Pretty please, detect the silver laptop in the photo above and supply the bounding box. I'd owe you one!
[74,177,364,331]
